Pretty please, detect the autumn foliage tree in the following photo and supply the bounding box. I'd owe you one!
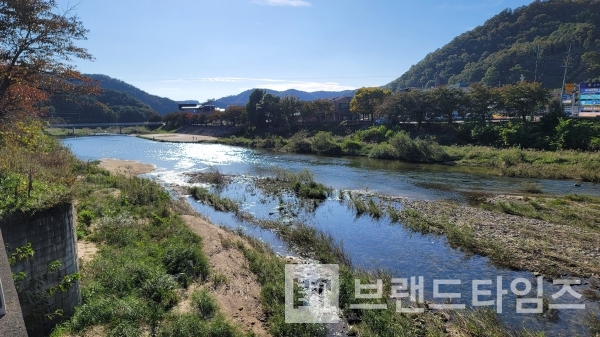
[350,87,391,121]
[0,0,96,124]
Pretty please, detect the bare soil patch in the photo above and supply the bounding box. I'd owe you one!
[98,159,155,177]
[77,241,98,266]
[181,215,269,336]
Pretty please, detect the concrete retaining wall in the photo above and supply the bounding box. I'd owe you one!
[0,203,80,335]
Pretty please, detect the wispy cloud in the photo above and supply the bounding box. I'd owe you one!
[252,0,311,7]
[163,77,355,92]
[253,81,355,92]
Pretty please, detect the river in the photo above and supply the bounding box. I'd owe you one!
[63,135,599,336]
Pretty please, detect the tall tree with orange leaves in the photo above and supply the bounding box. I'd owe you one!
[0,0,96,123]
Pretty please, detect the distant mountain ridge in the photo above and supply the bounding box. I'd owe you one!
[87,74,355,112]
[386,0,600,91]
[213,88,355,109]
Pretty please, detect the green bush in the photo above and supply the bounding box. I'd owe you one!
[368,143,396,159]
[354,125,388,143]
[162,243,210,282]
[342,138,363,155]
[287,130,312,153]
[388,131,448,162]
[140,274,178,310]
[498,147,525,166]
[77,209,95,226]
[292,181,328,200]
[93,213,140,247]
[471,123,501,146]
[191,289,218,319]
[311,131,342,155]
[554,118,600,150]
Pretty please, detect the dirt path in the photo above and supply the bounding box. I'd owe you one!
[181,215,269,336]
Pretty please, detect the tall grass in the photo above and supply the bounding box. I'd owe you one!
[262,168,330,200]
[189,186,240,213]
[53,169,226,336]
[446,145,600,182]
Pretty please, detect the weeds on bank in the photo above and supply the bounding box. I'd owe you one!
[255,168,331,201]
[485,194,600,232]
[52,169,243,336]
[0,136,79,215]
[446,145,600,182]
[189,186,240,213]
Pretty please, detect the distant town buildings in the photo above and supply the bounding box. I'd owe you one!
[178,103,216,113]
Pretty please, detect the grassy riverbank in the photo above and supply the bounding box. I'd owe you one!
[52,165,249,336]
[213,126,600,182]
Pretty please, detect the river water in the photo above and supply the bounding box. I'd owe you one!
[63,135,599,336]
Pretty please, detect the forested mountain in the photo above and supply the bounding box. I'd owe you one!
[386,0,600,91]
[49,88,161,123]
[86,74,179,115]
[214,88,355,108]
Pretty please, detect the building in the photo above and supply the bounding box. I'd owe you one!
[178,103,216,113]
[331,97,353,122]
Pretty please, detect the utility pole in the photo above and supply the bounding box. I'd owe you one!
[533,44,541,83]
[560,44,572,109]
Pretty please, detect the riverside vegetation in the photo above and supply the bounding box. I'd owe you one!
[215,118,600,182]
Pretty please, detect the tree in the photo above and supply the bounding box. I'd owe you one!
[375,93,405,124]
[256,93,280,126]
[465,83,499,121]
[404,90,431,127]
[223,105,245,125]
[299,101,317,124]
[278,95,302,131]
[350,87,391,121]
[377,90,431,126]
[311,98,333,122]
[245,89,266,128]
[498,81,550,122]
[0,0,96,122]
[430,86,465,122]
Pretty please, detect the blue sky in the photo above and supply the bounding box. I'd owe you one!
[56,0,533,101]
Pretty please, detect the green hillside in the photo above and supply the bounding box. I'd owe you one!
[87,74,178,115]
[386,0,600,91]
[49,89,161,123]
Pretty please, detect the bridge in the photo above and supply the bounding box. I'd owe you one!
[48,122,164,134]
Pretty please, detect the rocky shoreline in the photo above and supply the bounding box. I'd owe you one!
[400,197,600,281]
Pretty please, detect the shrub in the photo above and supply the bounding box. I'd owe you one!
[191,289,218,319]
[311,131,342,155]
[287,130,312,153]
[354,125,388,143]
[498,147,525,167]
[342,139,363,155]
[77,209,95,226]
[162,243,210,282]
[471,123,501,146]
[140,274,178,310]
[388,131,448,162]
[554,118,600,150]
[368,143,396,159]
